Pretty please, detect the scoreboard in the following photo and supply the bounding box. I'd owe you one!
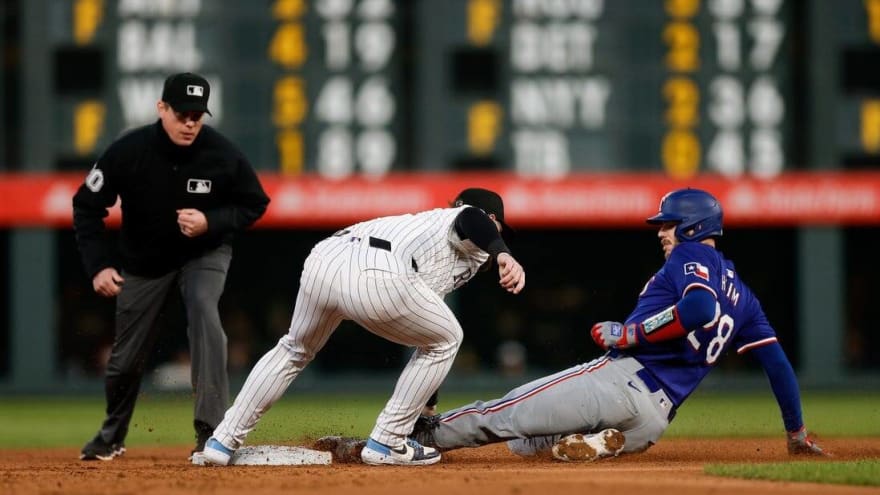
[44,0,880,177]
[51,0,406,177]
[418,0,793,178]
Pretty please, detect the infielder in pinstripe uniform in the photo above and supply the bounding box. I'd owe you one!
[203,188,525,466]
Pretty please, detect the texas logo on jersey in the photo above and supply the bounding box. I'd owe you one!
[684,261,710,281]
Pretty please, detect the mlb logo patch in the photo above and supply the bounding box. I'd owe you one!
[684,261,710,281]
[187,179,212,193]
[186,85,204,97]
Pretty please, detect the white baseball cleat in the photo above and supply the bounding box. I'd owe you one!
[201,437,235,466]
[360,438,441,466]
[552,428,625,462]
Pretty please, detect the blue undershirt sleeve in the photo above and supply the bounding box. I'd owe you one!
[750,342,804,432]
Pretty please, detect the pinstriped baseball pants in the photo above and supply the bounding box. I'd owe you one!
[213,235,463,449]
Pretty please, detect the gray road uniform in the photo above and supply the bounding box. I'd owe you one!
[416,189,823,460]
[423,355,672,456]
[212,204,514,451]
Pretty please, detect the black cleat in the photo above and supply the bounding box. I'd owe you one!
[80,434,126,461]
[190,420,214,458]
[410,414,440,448]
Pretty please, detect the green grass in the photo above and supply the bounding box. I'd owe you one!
[0,390,877,449]
[666,391,880,438]
[1,390,877,486]
[0,393,391,449]
[705,459,880,486]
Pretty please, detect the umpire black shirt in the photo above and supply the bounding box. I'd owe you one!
[73,120,270,279]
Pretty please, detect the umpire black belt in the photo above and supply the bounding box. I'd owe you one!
[636,368,677,422]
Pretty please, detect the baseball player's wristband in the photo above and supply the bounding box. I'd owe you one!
[637,288,718,343]
[639,305,687,343]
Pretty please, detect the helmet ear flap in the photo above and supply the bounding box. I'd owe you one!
[648,189,723,242]
[679,225,697,239]
[677,221,719,242]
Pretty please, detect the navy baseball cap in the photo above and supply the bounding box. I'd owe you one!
[161,72,212,115]
[454,188,515,234]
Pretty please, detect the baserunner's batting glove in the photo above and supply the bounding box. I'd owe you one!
[787,426,828,456]
[591,321,639,350]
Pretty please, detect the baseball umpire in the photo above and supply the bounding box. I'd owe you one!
[202,188,526,466]
[73,72,270,460]
[318,188,826,462]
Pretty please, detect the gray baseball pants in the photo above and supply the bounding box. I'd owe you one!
[95,245,232,445]
[430,355,674,455]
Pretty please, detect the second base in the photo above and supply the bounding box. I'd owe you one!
[192,445,332,466]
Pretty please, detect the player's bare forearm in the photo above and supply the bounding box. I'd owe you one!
[496,253,525,294]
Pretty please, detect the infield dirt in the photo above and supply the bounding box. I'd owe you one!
[2,437,879,495]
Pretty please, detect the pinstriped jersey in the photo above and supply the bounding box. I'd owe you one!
[619,242,778,406]
[344,206,490,296]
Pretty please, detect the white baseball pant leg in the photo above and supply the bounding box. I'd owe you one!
[213,236,463,450]
[340,239,463,447]
[212,239,346,449]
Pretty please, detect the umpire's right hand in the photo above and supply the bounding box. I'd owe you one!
[93,267,125,297]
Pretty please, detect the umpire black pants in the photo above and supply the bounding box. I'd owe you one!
[96,245,232,445]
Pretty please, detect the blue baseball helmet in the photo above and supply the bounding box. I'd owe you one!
[646,188,723,242]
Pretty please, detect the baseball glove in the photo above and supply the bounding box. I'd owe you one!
[312,436,366,463]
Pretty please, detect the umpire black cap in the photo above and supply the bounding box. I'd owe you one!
[454,188,515,234]
[161,72,212,116]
